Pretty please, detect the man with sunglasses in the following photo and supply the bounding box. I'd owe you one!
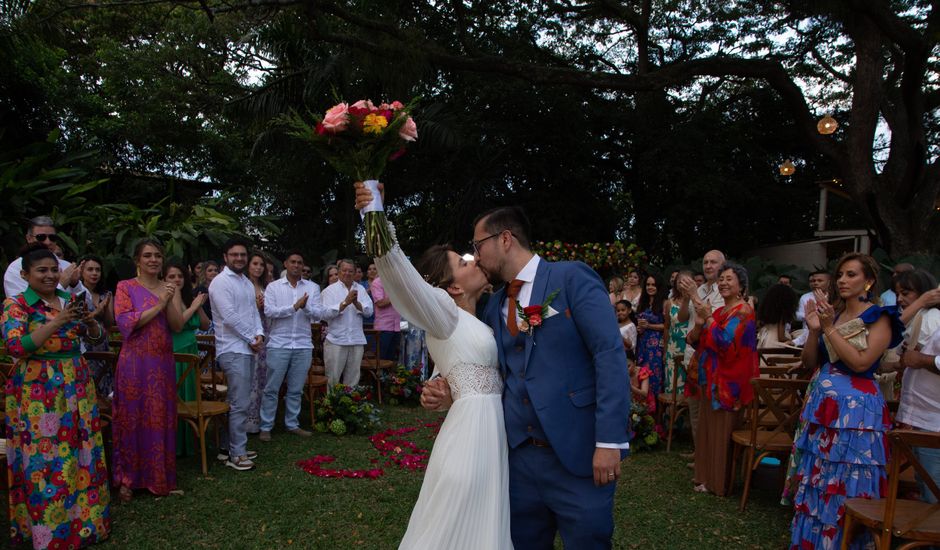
[4,216,84,298]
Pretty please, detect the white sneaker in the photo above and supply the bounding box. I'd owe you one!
[217,450,258,462]
[225,455,255,471]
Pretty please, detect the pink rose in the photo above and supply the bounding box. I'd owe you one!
[321,103,349,133]
[378,102,390,110]
[390,100,405,110]
[351,99,376,111]
[399,116,418,141]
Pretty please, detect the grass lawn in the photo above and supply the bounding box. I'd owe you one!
[7,405,793,549]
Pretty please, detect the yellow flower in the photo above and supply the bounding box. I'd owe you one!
[43,499,66,525]
[58,441,71,458]
[362,113,388,135]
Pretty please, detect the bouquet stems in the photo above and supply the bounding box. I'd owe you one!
[361,179,392,257]
[364,211,392,257]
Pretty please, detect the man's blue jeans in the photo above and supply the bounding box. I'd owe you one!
[260,348,313,431]
[217,352,254,458]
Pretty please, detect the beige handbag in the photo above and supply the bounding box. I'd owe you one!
[822,317,869,364]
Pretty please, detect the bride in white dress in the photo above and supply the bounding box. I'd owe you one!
[368,221,512,549]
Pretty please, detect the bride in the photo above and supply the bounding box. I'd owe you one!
[355,182,513,549]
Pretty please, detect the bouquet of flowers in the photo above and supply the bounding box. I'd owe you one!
[313,384,382,435]
[629,401,662,451]
[381,365,425,405]
[280,98,418,256]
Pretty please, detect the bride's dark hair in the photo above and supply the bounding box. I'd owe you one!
[415,245,455,289]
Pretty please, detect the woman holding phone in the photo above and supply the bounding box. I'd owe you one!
[2,243,111,548]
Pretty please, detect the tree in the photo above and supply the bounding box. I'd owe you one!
[228,0,937,255]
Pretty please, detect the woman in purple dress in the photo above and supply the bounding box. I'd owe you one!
[636,273,666,409]
[112,239,182,502]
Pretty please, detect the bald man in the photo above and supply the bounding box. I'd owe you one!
[676,249,726,463]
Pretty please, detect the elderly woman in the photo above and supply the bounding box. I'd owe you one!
[789,253,902,549]
[686,262,759,496]
[2,244,111,548]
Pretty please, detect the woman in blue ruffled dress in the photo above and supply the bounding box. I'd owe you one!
[789,253,903,549]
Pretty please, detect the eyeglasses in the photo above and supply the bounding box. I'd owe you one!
[470,231,512,254]
[33,233,58,243]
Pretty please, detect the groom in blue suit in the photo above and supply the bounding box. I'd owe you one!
[429,206,631,549]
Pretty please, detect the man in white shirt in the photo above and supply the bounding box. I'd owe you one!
[209,238,265,471]
[4,216,83,298]
[678,249,726,460]
[901,328,940,503]
[793,270,832,346]
[259,250,325,441]
[320,258,373,386]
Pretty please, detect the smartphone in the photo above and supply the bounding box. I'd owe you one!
[73,291,88,314]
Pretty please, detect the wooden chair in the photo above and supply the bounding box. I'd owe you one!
[310,323,326,376]
[657,356,689,452]
[730,377,809,511]
[82,351,119,423]
[305,366,329,428]
[174,353,230,475]
[196,340,227,401]
[842,430,940,550]
[360,328,396,404]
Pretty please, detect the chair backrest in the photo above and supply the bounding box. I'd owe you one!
[883,430,940,542]
[195,341,223,400]
[174,353,203,410]
[82,351,119,388]
[363,327,382,366]
[746,377,810,446]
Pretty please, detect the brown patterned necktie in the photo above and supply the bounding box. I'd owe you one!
[506,279,525,337]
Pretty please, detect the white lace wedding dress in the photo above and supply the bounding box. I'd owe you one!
[375,241,513,550]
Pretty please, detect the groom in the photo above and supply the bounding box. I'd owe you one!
[424,206,631,549]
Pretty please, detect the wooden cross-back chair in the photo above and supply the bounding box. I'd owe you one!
[360,328,397,404]
[196,337,227,401]
[657,356,689,452]
[730,377,810,512]
[842,430,940,550]
[310,323,326,376]
[81,351,119,423]
[174,353,229,475]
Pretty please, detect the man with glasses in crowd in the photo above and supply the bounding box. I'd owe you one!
[3,215,84,298]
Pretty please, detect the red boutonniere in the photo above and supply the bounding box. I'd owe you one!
[516,289,561,336]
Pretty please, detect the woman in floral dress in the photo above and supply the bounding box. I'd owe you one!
[245,252,269,434]
[662,271,691,396]
[789,253,902,549]
[2,245,111,548]
[636,273,666,408]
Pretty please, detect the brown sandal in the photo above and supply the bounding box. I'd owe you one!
[118,485,133,503]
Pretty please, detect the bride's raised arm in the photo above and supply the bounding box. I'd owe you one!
[355,182,458,341]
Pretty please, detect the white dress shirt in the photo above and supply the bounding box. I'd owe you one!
[264,276,325,349]
[209,266,265,356]
[897,310,940,431]
[320,280,373,346]
[501,255,541,323]
[796,291,814,322]
[4,256,84,298]
[504,254,627,450]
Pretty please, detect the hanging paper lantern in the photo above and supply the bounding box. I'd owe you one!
[817,114,838,135]
[779,159,796,176]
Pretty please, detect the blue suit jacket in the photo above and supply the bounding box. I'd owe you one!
[484,259,631,477]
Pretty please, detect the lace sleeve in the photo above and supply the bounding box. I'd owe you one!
[373,224,459,340]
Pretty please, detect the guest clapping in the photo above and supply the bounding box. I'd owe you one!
[789,253,902,549]
[2,244,111,548]
[165,260,210,457]
[687,263,758,496]
[320,259,373,386]
[112,239,183,502]
[260,250,325,441]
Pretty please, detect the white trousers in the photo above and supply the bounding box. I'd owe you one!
[323,341,364,387]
